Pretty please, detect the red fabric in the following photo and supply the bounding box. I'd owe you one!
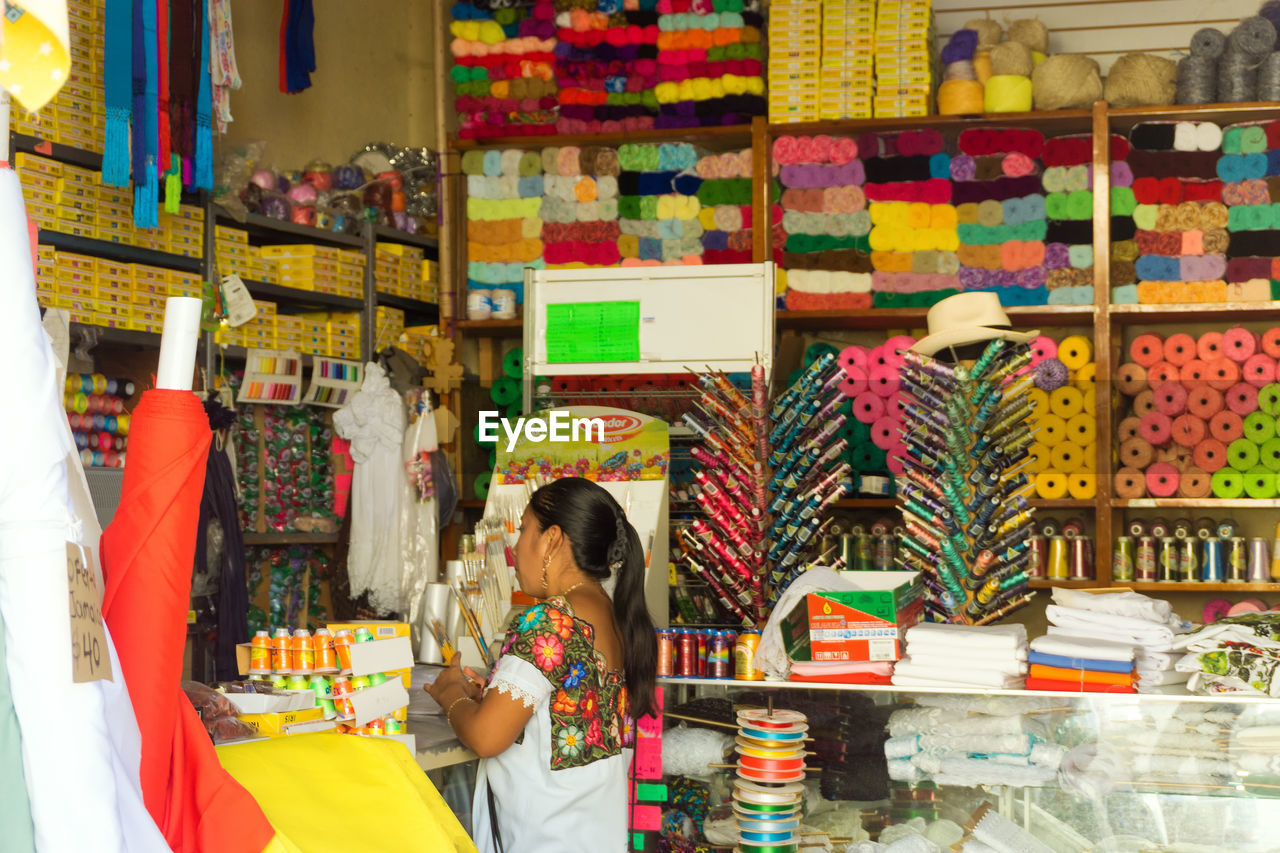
[279,0,291,93]
[784,291,872,310]
[1024,676,1136,693]
[788,673,892,684]
[101,390,273,853]
[156,0,170,180]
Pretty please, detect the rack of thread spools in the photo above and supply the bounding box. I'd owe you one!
[64,372,135,468]
[1115,327,1280,501]
[1110,516,1280,586]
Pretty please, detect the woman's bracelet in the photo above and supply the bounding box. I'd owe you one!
[445,695,475,728]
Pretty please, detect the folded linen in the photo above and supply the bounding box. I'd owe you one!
[1030,632,1136,662]
[1045,606,1176,647]
[893,657,1027,686]
[1137,650,1175,670]
[917,732,1035,756]
[1024,676,1136,693]
[1050,587,1175,625]
[891,671,1026,690]
[1027,664,1135,687]
[904,644,1028,666]
[1136,668,1190,689]
[903,622,1027,651]
[1027,650,1134,673]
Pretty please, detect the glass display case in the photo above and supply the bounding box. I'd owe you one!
[659,678,1280,853]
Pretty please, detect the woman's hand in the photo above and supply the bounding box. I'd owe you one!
[426,656,483,706]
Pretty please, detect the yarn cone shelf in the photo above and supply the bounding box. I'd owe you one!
[897,338,1037,623]
[677,355,851,625]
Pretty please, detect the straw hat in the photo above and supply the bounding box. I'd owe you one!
[909,292,1038,357]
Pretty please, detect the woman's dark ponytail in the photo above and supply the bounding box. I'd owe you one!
[527,478,658,719]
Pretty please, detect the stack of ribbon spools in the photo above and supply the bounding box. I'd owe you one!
[733,709,807,853]
[1115,327,1280,499]
[65,372,134,468]
[897,337,1036,624]
[1024,334,1097,501]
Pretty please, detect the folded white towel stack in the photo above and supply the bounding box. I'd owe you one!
[891,623,1028,690]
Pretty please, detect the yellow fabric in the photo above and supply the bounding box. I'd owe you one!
[219,734,477,853]
[1,0,70,111]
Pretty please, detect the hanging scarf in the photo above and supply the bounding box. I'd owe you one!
[156,0,171,179]
[208,0,239,132]
[169,0,194,163]
[103,0,132,186]
[279,0,315,94]
[194,0,213,189]
[132,0,160,228]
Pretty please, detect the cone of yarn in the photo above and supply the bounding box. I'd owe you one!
[1163,333,1197,365]
[1170,414,1207,447]
[1147,361,1179,388]
[1209,410,1244,442]
[1117,416,1142,442]
[1145,461,1181,497]
[1197,331,1224,361]
[1187,386,1225,419]
[1222,326,1259,362]
[1177,467,1213,498]
[1193,437,1229,472]
[1226,382,1260,415]
[1130,333,1165,366]
[1114,466,1147,499]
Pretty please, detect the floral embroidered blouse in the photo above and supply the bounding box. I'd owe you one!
[471,596,634,853]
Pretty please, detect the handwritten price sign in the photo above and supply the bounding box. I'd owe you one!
[67,543,112,683]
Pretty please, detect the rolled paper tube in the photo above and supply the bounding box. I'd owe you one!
[1130,333,1165,366]
[1068,412,1098,446]
[1116,363,1148,395]
[1117,416,1143,442]
[1222,326,1259,362]
[1261,436,1280,472]
[1147,361,1180,389]
[852,391,886,424]
[1036,472,1069,500]
[1178,467,1213,498]
[1050,441,1085,473]
[1262,327,1280,357]
[1180,359,1209,388]
[1120,437,1156,468]
[1212,467,1246,498]
[1133,389,1156,417]
[1209,410,1244,443]
[1146,462,1181,497]
[1163,333,1197,366]
[1262,382,1280,415]
[1205,356,1242,391]
[1226,382,1260,415]
[1114,467,1147,499]
[1193,437,1229,471]
[1244,410,1277,443]
[1171,414,1207,447]
[1229,437,1262,471]
[1139,412,1173,445]
[1153,381,1188,416]
[1037,413,1068,447]
[1243,353,1277,386]
[1029,335,1058,364]
[1244,466,1279,498]
[1197,331,1225,361]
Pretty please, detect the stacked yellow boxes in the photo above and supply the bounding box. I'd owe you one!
[373,244,402,297]
[328,313,362,361]
[51,253,98,325]
[215,226,255,280]
[375,306,406,352]
[95,183,133,242]
[821,1,877,120]
[418,259,440,303]
[12,0,106,151]
[873,0,934,118]
[162,206,205,258]
[260,245,364,298]
[300,316,329,355]
[767,0,822,124]
[334,248,366,299]
[251,248,281,285]
[57,164,99,239]
[18,156,60,232]
[95,259,131,329]
[34,246,57,309]
[400,325,439,369]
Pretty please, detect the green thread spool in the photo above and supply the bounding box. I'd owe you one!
[503,347,523,379]
[1212,468,1246,498]
[1229,438,1261,471]
[490,377,520,406]
[1244,467,1279,499]
[1244,411,1276,443]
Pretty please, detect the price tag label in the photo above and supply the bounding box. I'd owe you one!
[220,274,258,327]
[68,543,112,683]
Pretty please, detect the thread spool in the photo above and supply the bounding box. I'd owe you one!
[1130,333,1165,366]
[1114,467,1147,499]
[1068,473,1097,499]
[1117,416,1142,442]
[1219,52,1260,103]
[1136,535,1157,580]
[1248,537,1271,582]
[1117,362,1148,395]
[1147,362,1179,389]
[1227,382,1259,415]
[1146,462,1180,497]
[1178,467,1213,498]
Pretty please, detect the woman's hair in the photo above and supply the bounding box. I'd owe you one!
[528,477,658,718]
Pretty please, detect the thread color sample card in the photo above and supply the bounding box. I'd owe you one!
[237,348,304,405]
[545,300,640,363]
[303,358,362,408]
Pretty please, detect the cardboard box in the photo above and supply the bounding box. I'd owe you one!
[349,679,411,726]
[779,571,923,663]
[237,706,325,737]
[225,689,317,715]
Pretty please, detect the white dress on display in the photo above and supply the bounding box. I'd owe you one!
[334,362,405,612]
[472,596,632,853]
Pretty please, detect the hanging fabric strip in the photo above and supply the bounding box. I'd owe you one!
[133,0,161,228]
[208,0,240,133]
[194,0,213,189]
[280,0,315,94]
[156,0,171,180]
[103,0,132,187]
[169,0,195,164]
[277,0,289,94]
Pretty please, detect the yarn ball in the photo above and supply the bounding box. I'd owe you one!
[941,29,979,64]
[965,17,1004,50]
[1263,2,1280,49]
[1191,27,1227,59]
[973,51,994,84]
[661,726,732,778]
[1105,53,1177,107]
[1034,357,1070,390]
[990,40,1035,77]
[1032,54,1102,110]
[943,61,978,81]
[937,80,985,115]
[1007,18,1050,54]
[1229,16,1278,59]
[985,75,1033,113]
[1178,54,1219,104]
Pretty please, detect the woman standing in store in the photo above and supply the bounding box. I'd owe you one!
[427,477,658,852]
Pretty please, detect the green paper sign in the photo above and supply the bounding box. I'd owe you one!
[545,300,640,363]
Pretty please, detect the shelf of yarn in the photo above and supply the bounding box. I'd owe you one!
[1029,578,1100,589]
[1116,499,1280,508]
[450,124,756,152]
[763,109,1096,139]
[776,304,1093,331]
[1111,301,1280,322]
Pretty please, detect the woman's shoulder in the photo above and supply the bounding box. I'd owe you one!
[500,599,596,679]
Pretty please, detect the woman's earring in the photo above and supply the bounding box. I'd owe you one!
[541,554,551,595]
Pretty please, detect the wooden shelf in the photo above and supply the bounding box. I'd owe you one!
[1126,582,1280,593]
[454,317,523,336]
[1106,101,1280,130]
[1109,302,1280,324]
[776,305,1094,331]
[372,223,439,253]
[765,108,1094,138]
[243,531,341,546]
[1031,499,1097,509]
[451,123,753,151]
[1115,499,1280,509]
[39,230,202,272]
[834,498,897,508]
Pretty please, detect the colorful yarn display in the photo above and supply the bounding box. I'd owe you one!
[450,1,559,139]
[1114,121,1238,305]
[1114,328,1280,499]
[466,148,545,304]
[617,142,707,267]
[553,4,659,135]
[696,148,754,265]
[655,3,766,129]
[1024,335,1098,501]
[897,337,1036,624]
